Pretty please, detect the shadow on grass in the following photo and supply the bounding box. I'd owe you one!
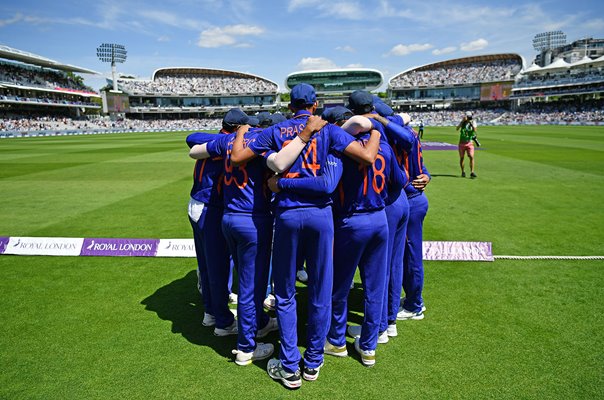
[141,270,368,367]
[140,270,237,360]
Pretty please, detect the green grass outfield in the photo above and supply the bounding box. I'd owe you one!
[0,126,603,399]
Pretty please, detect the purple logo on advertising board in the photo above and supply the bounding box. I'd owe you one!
[80,238,159,257]
[0,237,9,254]
[423,241,493,261]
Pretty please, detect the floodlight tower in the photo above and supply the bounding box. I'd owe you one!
[532,31,566,66]
[96,43,127,92]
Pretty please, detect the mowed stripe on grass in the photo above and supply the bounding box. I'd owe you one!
[0,131,196,237]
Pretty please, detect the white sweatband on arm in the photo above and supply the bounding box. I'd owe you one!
[266,136,307,173]
[341,116,373,135]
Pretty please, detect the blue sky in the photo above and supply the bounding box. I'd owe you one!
[1,0,603,91]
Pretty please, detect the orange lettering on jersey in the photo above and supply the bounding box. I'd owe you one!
[301,138,321,176]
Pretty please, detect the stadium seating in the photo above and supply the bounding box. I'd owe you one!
[118,74,278,95]
[390,59,522,88]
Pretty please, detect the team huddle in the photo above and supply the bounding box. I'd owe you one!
[186,84,430,389]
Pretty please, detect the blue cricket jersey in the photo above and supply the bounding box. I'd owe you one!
[248,110,354,209]
[186,131,227,207]
[332,133,404,216]
[277,152,343,196]
[384,115,430,198]
[206,132,272,215]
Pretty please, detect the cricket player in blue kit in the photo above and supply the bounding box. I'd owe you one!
[230,83,381,389]
[190,109,316,366]
[324,95,405,367]
[385,113,431,320]
[186,110,255,337]
[368,98,415,338]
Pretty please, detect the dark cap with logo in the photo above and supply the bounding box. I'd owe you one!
[321,106,353,124]
[290,83,317,107]
[348,90,374,114]
[256,111,272,127]
[223,108,255,126]
[372,96,394,117]
[269,113,287,125]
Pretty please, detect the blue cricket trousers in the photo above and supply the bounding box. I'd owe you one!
[272,206,334,373]
[402,193,429,312]
[190,204,234,329]
[381,193,410,332]
[222,213,272,353]
[328,209,388,351]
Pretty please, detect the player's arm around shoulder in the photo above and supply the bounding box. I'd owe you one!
[230,124,255,166]
[188,132,224,159]
[266,116,325,173]
[343,128,380,166]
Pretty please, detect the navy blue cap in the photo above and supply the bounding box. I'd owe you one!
[290,83,317,107]
[223,108,254,125]
[269,113,287,125]
[348,90,374,114]
[372,96,394,117]
[321,106,353,124]
[256,111,272,127]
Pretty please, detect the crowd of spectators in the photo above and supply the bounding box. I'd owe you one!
[0,61,96,93]
[119,74,278,95]
[407,99,604,126]
[1,93,97,107]
[516,68,603,88]
[0,114,222,133]
[391,60,522,88]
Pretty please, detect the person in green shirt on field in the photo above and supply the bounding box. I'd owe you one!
[456,111,479,178]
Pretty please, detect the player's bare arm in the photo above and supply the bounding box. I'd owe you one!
[230,124,253,166]
[343,128,380,165]
[267,175,281,193]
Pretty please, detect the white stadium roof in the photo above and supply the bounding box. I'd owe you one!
[0,44,99,74]
[540,58,571,71]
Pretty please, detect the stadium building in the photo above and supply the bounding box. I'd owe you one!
[112,67,279,119]
[285,68,383,107]
[0,45,101,118]
[535,37,604,67]
[512,40,604,107]
[388,54,523,110]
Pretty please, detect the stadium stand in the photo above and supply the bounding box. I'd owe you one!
[0,45,101,120]
[113,67,280,118]
[388,54,523,109]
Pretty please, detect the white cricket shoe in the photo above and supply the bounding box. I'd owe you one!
[354,338,376,367]
[347,325,361,338]
[324,341,348,357]
[400,297,426,312]
[386,323,398,337]
[257,317,279,338]
[263,293,275,311]
[296,269,308,283]
[214,320,238,336]
[378,330,389,344]
[202,313,215,327]
[232,343,274,366]
[229,292,238,305]
[267,359,302,389]
[396,306,425,320]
